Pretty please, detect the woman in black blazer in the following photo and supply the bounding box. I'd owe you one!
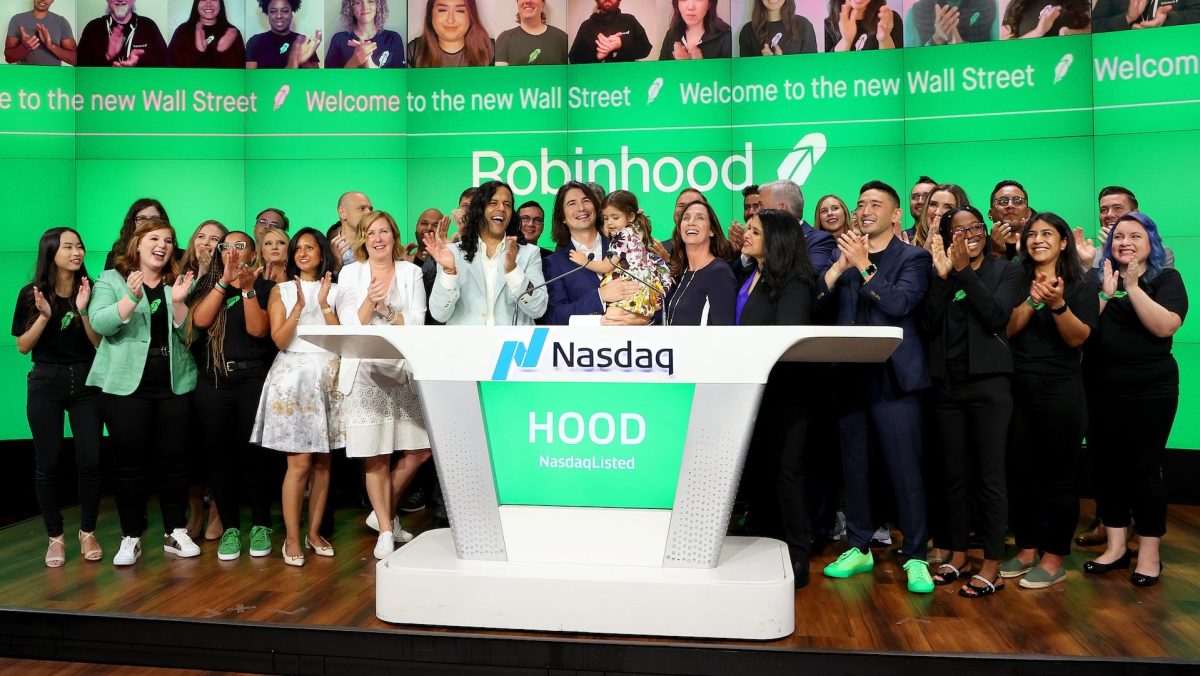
[738,209,816,587]
[921,206,1022,597]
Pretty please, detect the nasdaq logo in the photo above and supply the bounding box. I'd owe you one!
[492,328,549,381]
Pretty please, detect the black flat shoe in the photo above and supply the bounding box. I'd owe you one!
[1131,564,1162,587]
[1084,548,1133,575]
[792,559,811,589]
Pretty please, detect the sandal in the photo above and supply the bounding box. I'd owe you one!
[959,574,1004,598]
[46,536,66,568]
[78,530,103,562]
[933,562,971,586]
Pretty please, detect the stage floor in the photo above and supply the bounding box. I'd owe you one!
[1,497,1198,674]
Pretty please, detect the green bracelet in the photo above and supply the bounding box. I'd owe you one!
[1025,297,1045,310]
[125,288,140,304]
[216,281,230,291]
[79,309,88,317]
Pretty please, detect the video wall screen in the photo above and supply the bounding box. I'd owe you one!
[1,0,1197,446]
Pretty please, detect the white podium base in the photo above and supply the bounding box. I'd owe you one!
[376,529,795,640]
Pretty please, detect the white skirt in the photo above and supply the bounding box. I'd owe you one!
[343,364,429,458]
[250,351,345,454]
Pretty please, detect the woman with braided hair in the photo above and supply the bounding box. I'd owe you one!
[189,231,279,561]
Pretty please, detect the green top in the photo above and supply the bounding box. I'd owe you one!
[86,268,197,396]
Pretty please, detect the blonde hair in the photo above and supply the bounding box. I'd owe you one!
[180,220,228,275]
[257,227,289,265]
[352,211,404,262]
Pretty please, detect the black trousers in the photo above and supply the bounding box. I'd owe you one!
[27,363,103,538]
[745,364,812,563]
[838,367,928,560]
[194,369,273,531]
[103,357,191,537]
[1090,387,1176,538]
[1008,371,1084,557]
[931,372,1011,561]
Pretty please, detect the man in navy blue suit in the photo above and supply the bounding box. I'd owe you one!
[815,180,935,595]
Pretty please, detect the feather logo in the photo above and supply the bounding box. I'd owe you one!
[273,84,290,111]
[647,77,664,105]
[1054,54,1074,85]
[776,133,827,185]
[279,42,290,54]
[528,48,541,63]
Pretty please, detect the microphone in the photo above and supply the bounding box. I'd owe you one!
[609,258,668,326]
[512,252,595,325]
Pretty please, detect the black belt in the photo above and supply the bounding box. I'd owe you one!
[147,346,170,357]
[224,359,268,372]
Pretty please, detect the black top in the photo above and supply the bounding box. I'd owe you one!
[168,22,245,68]
[144,283,169,351]
[1008,0,1089,36]
[658,23,733,60]
[825,12,904,51]
[216,278,276,366]
[246,30,320,68]
[1093,0,1200,31]
[77,14,170,66]
[327,29,405,68]
[921,256,1023,379]
[738,18,818,56]
[738,273,813,326]
[1012,277,1098,375]
[11,284,95,366]
[664,259,737,326]
[568,10,653,63]
[1084,268,1188,392]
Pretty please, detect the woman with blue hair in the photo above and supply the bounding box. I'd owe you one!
[1082,211,1187,588]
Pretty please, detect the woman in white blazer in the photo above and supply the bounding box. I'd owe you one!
[335,211,433,560]
[424,181,548,326]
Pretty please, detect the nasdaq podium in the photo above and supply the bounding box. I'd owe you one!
[300,325,901,640]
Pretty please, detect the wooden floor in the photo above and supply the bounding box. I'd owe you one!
[2,497,1199,663]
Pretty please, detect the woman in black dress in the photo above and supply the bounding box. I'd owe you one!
[664,200,736,325]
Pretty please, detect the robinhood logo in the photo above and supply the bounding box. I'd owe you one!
[473,144,754,196]
[776,133,826,184]
[493,328,548,381]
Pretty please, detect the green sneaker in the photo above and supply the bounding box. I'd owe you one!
[217,528,241,561]
[823,547,874,578]
[248,526,273,558]
[904,559,935,594]
[1018,565,1065,589]
[1000,554,1039,578]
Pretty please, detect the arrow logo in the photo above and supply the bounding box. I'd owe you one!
[776,133,827,185]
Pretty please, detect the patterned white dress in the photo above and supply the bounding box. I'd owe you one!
[335,261,430,458]
[250,280,345,454]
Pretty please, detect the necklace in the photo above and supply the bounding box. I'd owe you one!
[665,257,712,325]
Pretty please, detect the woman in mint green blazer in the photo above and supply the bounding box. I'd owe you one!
[87,218,201,567]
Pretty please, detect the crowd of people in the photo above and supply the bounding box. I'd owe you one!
[14,174,1187,602]
[8,0,1198,67]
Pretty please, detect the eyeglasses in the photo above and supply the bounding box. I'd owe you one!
[910,192,931,201]
[519,216,544,224]
[951,224,986,237]
[134,214,157,223]
[256,218,285,230]
[993,196,1027,207]
[218,241,248,252]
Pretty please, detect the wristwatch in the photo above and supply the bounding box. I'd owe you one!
[861,263,878,279]
[241,289,257,300]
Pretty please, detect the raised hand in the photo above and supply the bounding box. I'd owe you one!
[877,5,895,44]
[672,41,690,60]
[194,22,208,52]
[19,26,41,52]
[838,1,857,46]
[36,23,57,51]
[1121,259,1143,289]
[75,278,92,313]
[1125,0,1149,25]
[348,39,377,68]
[1040,276,1065,308]
[422,229,456,272]
[171,271,195,304]
[219,248,239,284]
[948,230,969,271]
[568,249,590,267]
[728,220,745,252]
[367,276,390,312]
[236,264,261,291]
[114,49,144,67]
[33,286,52,318]
[503,235,520,273]
[126,271,145,299]
[106,23,126,61]
[317,271,333,308]
[1101,259,1119,298]
[217,27,238,52]
[928,231,952,279]
[990,220,1013,252]
[291,277,306,313]
[836,232,870,271]
[1035,5,1062,36]
[1072,227,1095,266]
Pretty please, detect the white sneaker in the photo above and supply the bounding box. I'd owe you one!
[113,536,142,566]
[367,511,414,543]
[374,531,395,560]
[871,527,893,547]
[165,528,201,557]
[831,511,847,541]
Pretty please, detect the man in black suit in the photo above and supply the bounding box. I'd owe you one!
[816,180,935,595]
[729,179,835,280]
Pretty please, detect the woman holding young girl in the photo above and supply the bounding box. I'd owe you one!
[88,219,199,567]
[191,231,278,561]
[15,228,102,567]
[336,211,432,559]
[251,228,342,567]
[1003,212,1096,589]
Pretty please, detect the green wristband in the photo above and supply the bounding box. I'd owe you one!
[1099,290,1113,302]
[216,281,230,291]
[125,288,140,304]
[1025,297,1045,310]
